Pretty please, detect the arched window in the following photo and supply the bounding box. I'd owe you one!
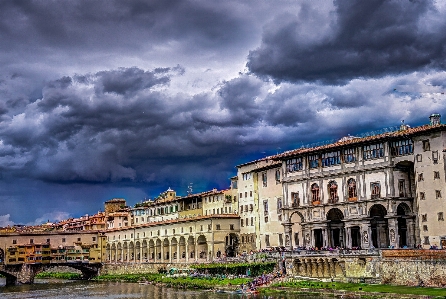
[348,178,357,201]
[311,183,320,204]
[328,181,338,203]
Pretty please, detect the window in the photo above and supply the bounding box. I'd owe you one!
[436,190,442,199]
[245,218,249,226]
[328,181,338,203]
[245,192,247,198]
[398,179,406,197]
[46,238,50,243]
[265,235,270,247]
[12,239,17,244]
[348,178,357,201]
[241,219,244,227]
[189,227,192,233]
[309,154,319,169]
[250,191,252,197]
[242,173,252,180]
[286,157,303,172]
[294,232,299,246]
[434,171,440,179]
[62,238,66,243]
[30,239,34,244]
[230,224,234,230]
[172,229,175,234]
[200,225,203,231]
[239,192,242,199]
[244,205,248,212]
[264,216,268,223]
[424,236,430,245]
[311,183,320,204]
[232,180,238,189]
[77,238,81,242]
[423,140,430,151]
[250,217,254,226]
[342,148,356,163]
[291,192,299,207]
[279,234,283,246]
[322,151,341,167]
[249,204,253,211]
[263,200,269,215]
[390,139,413,156]
[275,170,281,183]
[277,198,282,211]
[433,151,439,164]
[278,214,282,221]
[438,212,444,221]
[262,172,267,187]
[92,237,96,242]
[363,143,384,160]
[420,192,425,200]
[371,182,381,199]
[416,154,422,162]
[423,225,428,232]
[418,173,424,182]
[422,214,427,222]
[216,224,221,230]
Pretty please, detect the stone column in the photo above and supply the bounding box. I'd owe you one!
[161,244,164,262]
[176,243,180,263]
[346,227,352,249]
[406,218,415,248]
[194,241,198,262]
[185,243,189,262]
[322,229,328,248]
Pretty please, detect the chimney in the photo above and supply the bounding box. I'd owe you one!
[429,113,441,126]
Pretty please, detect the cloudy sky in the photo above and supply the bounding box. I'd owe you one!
[1,0,446,225]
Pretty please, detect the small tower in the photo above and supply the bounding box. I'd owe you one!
[429,113,441,126]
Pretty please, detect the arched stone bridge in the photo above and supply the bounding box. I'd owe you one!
[0,262,102,286]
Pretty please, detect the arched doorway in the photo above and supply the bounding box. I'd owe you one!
[290,211,304,248]
[197,235,208,260]
[327,208,344,248]
[370,204,389,248]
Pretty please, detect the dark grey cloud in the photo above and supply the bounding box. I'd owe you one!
[247,0,446,84]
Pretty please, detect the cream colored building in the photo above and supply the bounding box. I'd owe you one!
[277,114,446,249]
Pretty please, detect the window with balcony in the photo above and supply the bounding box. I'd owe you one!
[398,179,406,197]
[291,192,299,207]
[348,178,357,201]
[328,181,339,203]
[311,183,320,205]
[371,182,381,199]
[286,157,303,172]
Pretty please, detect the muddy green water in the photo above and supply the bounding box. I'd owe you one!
[0,278,426,299]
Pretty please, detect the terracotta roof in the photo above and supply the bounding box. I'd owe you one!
[275,124,446,159]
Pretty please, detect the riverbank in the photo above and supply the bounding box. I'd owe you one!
[264,279,446,298]
[95,273,446,298]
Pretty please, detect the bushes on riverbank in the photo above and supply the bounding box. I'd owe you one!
[94,273,251,289]
[190,261,276,276]
[266,279,446,297]
[35,272,82,280]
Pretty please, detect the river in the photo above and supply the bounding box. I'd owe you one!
[0,278,415,299]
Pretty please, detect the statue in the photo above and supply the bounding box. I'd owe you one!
[363,231,369,243]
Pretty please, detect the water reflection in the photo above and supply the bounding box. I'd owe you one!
[0,278,388,299]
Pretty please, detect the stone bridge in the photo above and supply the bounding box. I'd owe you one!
[0,262,102,286]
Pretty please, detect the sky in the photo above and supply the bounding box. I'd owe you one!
[1,0,446,226]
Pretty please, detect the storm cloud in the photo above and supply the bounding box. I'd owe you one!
[0,0,445,224]
[247,0,446,84]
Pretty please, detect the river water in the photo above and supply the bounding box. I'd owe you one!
[0,278,413,299]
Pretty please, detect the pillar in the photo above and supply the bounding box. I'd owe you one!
[176,243,180,263]
[346,227,352,249]
[322,229,328,248]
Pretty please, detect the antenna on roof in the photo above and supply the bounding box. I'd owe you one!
[187,183,193,196]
